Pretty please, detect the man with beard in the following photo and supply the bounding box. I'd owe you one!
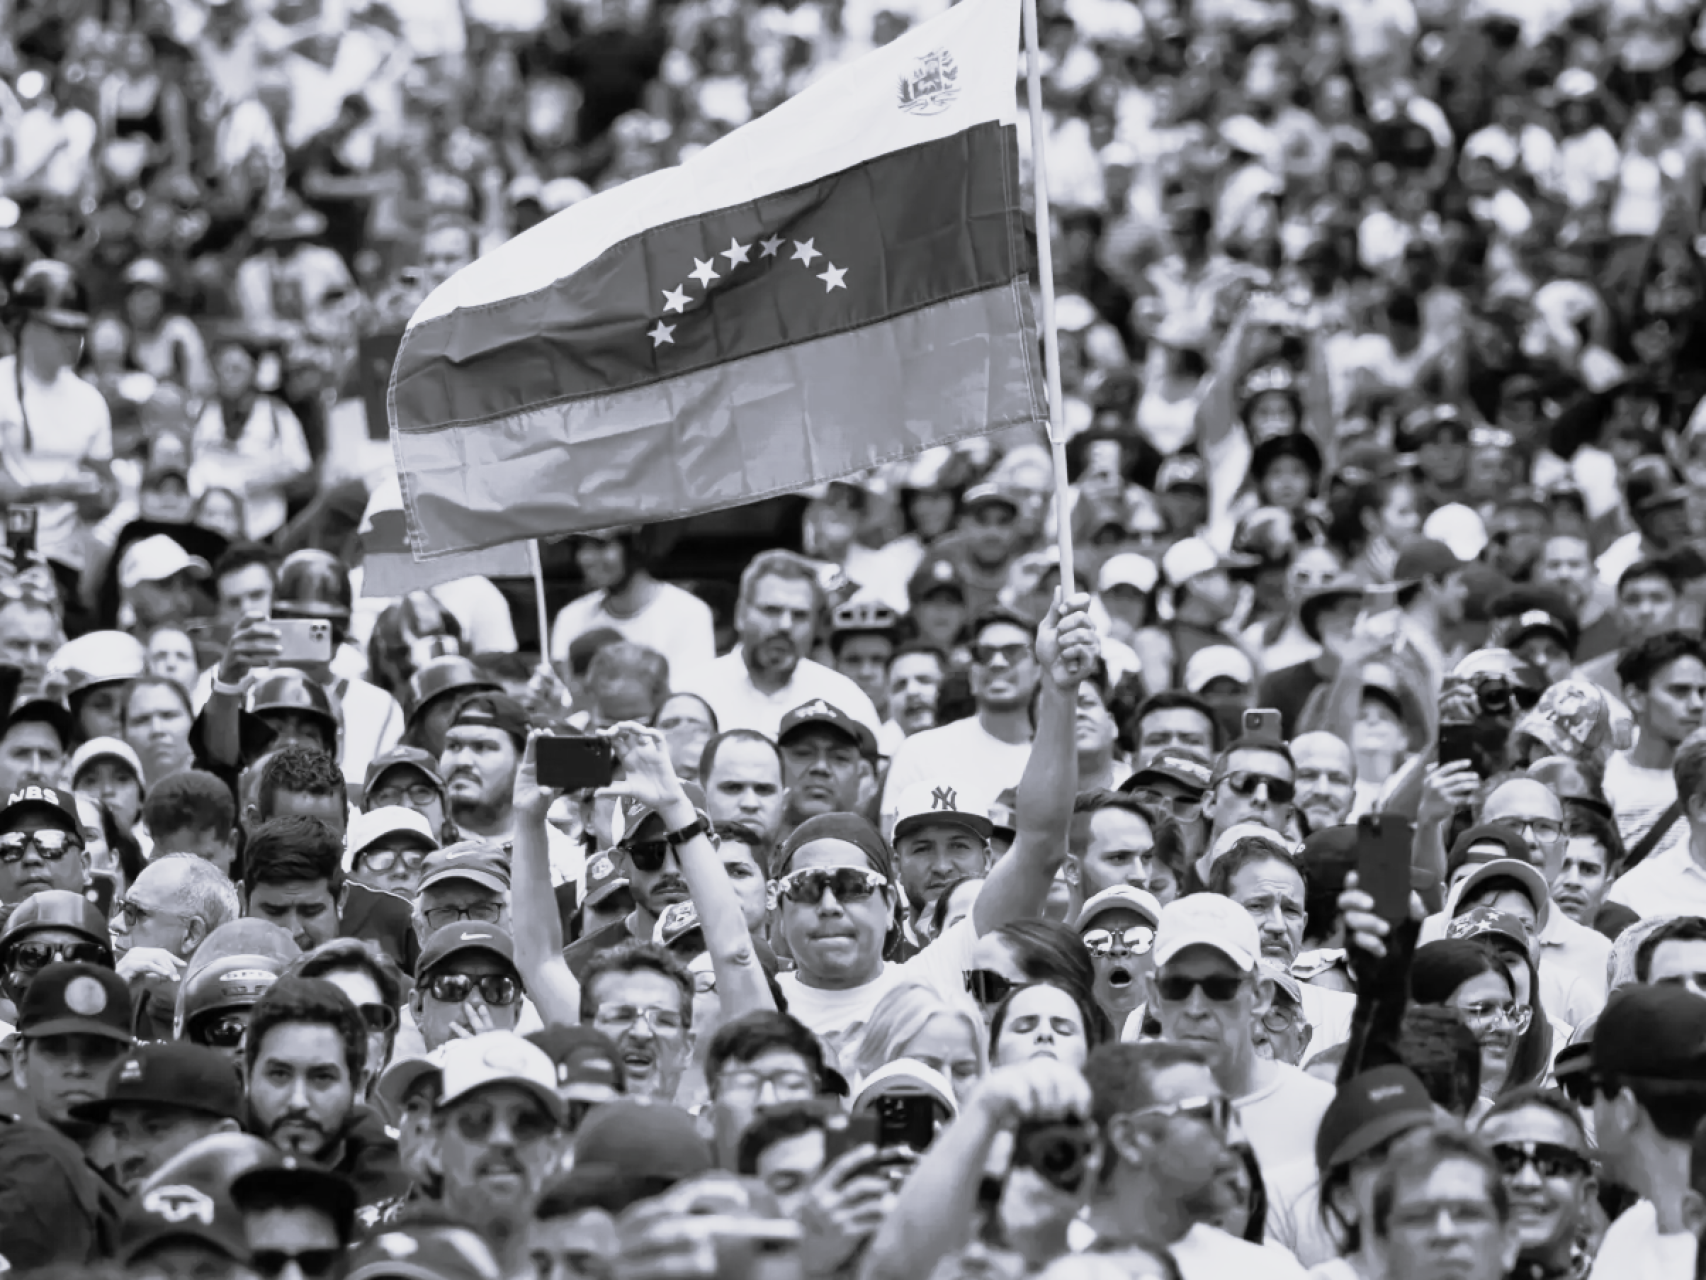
[778,701,866,834]
[891,781,993,931]
[564,792,697,977]
[0,784,88,910]
[69,1041,242,1192]
[700,730,785,842]
[578,941,695,1103]
[548,528,715,686]
[1475,1089,1597,1280]
[1291,731,1355,833]
[244,975,405,1208]
[1075,885,1160,1036]
[111,853,240,1040]
[882,643,945,750]
[682,550,879,740]
[881,608,1038,837]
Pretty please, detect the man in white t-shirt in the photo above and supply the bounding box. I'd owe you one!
[681,550,879,740]
[773,596,1098,1067]
[548,528,714,686]
[1587,985,1706,1279]
[880,606,1038,837]
[1606,632,1706,883]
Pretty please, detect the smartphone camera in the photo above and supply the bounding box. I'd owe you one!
[1011,1118,1096,1193]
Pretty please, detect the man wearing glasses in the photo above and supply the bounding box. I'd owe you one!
[0,784,88,909]
[0,888,111,1009]
[1118,748,1213,869]
[580,941,697,1103]
[345,806,439,900]
[411,922,525,1052]
[412,843,511,949]
[111,851,240,1040]
[1366,1126,1519,1280]
[1197,735,1297,886]
[361,745,454,846]
[1475,1089,1597,1280]
[564,790,702,978]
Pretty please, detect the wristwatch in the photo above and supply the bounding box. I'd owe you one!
[664,815,710,848]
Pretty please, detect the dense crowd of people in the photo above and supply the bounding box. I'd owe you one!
[8,0,1706,1277]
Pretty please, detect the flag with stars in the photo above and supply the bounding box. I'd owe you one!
[387,0,1039,559]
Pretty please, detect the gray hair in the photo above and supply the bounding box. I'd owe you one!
[147,852,240,929]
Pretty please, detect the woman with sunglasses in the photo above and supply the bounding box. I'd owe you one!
[966,918,1113,1043]
[1411,939,1551,1117]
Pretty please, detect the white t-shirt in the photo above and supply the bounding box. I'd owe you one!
[1610,843,1706,919]
[1297,982,1356,1064]
[0,354,113,571]
[680,652,881,740]
[1237,1062,1334,1262]
[549,582,715,688]
[879,715,1033,838]
[1068,1222,1308,1279]
[775,916,979,1069]
[1588,1199,1696,1280]
[1607,751,1686,864]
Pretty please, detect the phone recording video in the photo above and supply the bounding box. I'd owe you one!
[535,734,617,791]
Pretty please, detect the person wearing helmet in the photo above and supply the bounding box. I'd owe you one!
[547,528,715,692]
[0,888,113,1006]
[403,655,500,759]
[248,671,339,759]
[177,953,283,1066]
[828,600,900,724]
[0,260,114,610]
[50,630,147,745]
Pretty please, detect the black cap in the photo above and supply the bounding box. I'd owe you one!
[119,1182,250,1266]
[448,692,530,742]
[1315,1065,1435,1171]
[527,1026,627,1101]
[417,921,518,976]
[1489,587,1579,655]
[18,962,131,1042]
[1593,985,1706,1081]
[0,783,80,833]
[71,1041,244,1124]
[362,745,447,803]
[231,1157,358,1244]
[778,699,862,749]
[908,555,966,603]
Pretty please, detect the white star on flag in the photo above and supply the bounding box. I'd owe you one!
[818,263,847,292]
[661,286,691,314]
[791,239,820,266]
[722,238,751,266]
[648,320,676,346]
[690,258,720,287]
[760,235,785,257]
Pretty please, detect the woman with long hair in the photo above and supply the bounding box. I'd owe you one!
[964,918,1113,1044]
[987,979,1102,1069]
[1410,939,1551,1115]
[853,982,985,1110]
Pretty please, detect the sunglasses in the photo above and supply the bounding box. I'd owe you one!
[253,1251,341,1280]
[194,1013,250,1049]
[425,972,521,1006]
[0,830,81,863]
[964,969,1018,1004]
[1129,1095,1232,1131]
[1128,789,1204,822]
[451,1102,557,1145]
[972,642,1032,667]
[359,1002,398,1033]
[5,939,109,976]
[623,838,674,874]
[774,867,888,904]
[1155,972,1244,1003]
[1081,925,1155,957]
[359,847,430,873]
[1472,677,1542,715]
[1490,1141,1591,1181]
[1212,772,1295,804]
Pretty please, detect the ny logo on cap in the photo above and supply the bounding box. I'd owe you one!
[930,786,959,812]
[7,786,59,806]
[143,1186,214,1225]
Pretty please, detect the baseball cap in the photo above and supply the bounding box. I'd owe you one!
[1446,906,1532,952]
[417,841,510,894]
[1075,885,1161,931]
[119,1182,249,1266]
[1183,645,1254,694]
[1208,822,1293,869]
[346,806,436,860]
[1121,750,1213,796]
[574,1099,713,1185]
[1489,588,1578,654]
[908,554,966,603]
[417,922,518,976]
[1512,680,1616,769]
[1314,1065,1435,1171]
[654,900,703,950]
[230,1157,358,1243]
[68,737,145,788]
[374,1050,446,1123]
[1450,857,1549,931]
[775,811,895,879]
[19,962,132,1042]
[119,535,210,591]
[71,1041,243,1124]
[7,687,74,751]
[0,783,82,833]
[1098,553,1159,596]
[1155,454,1208,493]
[1593,984,1706,1081]
[1298,577,1370,643]
[582,848,630,909]
[1448,824,1535,871]
[961,483,1021,513]
[1152,893,1259,973]
[436,1031,563,1120]
[1393,538,1467,583]
[611,780,709,847]
[345,1225,503,1280]
[362,745,446,803]
[1160,537,1219,587]
[892,781,993,843]
[447,692,531,742]
[778,699,862,749]
[852,1058,958,1117]
[527,1026,626,1102]
[1259,958,1304,1006]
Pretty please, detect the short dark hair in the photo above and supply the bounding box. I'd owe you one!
[212,542,276,586]
[121,678,192,735]
[1618,558,1681,597]
[1083,1041,1209,1130]
[142,770,236,843]
[1398,1006,1482,1118]
[1635,916,1706,983]
[1371,1126,1508,1239]
[256,745,345,821]
[1207,843,1307,898]
[244,815,343,895]
[287,939,406,1015]
[1616,630,1706,694]
[1128,691,1220,751]
[698,729,783,792]
[1214,736,1296,776]
[712,820,772,876]
[887,641,947,673]
[735,1099,843,1176]
[1478,1086,1588,1142]
[579,941,695,1028]
[245,975,367,1085]
[706,1011,826,1097]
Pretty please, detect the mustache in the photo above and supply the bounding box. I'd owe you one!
[268,1112,327,1138]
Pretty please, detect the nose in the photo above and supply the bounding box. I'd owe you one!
[1183,984,1212,1015]
[277,1261,308,1280]
[815,890,847,917]
[1510,1158,1543,1190]
[287,1076,311,1109]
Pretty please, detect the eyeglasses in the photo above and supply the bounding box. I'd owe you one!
[1456,1000,1532,1032]
[593,1004,685,1035]
[1081,925,1155,957]
[359,847,431,873]
[359,1002,398,1033]
[1490,1141,1591,1181]
[623,838,674,874]
[1470,676,1542,715]
[1128,1095,1232,1131]
[0,830,81,863]
[971,642,1032,667]
[1155,972,1244,1003]
[774,867,889,904]
[194,1012,250,1049]
[424,973,521,1006]
[369,783,441,808]
[421,901,504,932]
[1212,772,1295,805]
[1501,817,1564,845]
[4,939,109,976]
[116,898,188,931]
[450,1101,558,1145]
[1388,1199,1500,1233]
[717,1069,817,1102]
[1260,1004,1305,1034]
[252,1250,342,1280]
[964,969,1019,1004]
[1128,789,1204,822]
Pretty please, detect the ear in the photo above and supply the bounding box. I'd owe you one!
[336,882,351,916]
[213,1117,241,1136]
[1681,1189,1706,1238]
[243,803,260,834]
[1105,1113,1145,1169]
[1624,685,1648,720]
[183,916,207,952]
[409,989,424,1019]
[1062,858,1081,889]
[423,1124,444,1177]
[1201,786,1218,823]
[1498,1221,1521,1276]
[11,1042,25,1090]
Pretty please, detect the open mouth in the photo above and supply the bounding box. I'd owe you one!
[1107,966,1134,989]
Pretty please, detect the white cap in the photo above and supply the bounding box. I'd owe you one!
[1153,893,1259,972]
[436,1032,563,1119]
[50,631,146,686]
[1076,885,1162,931]
[119,535,210,591]
[1422,504,1487,562]
[892,781,992,843]
[346,806,436,858]
[374,1047,448,1124]
[1098,553,1159,596]
[1161,537,1219,588]
[1207,821,1293,869]
[852,1057,958,1118]
[68,737,145,787]
[1183,645,1255,694]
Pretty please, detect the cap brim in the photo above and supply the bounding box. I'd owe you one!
[21,1017,132,1043]
[420,940,517,975]
[71,1092,238,1124]
[1078,899,1160,930]
[0,798,78,829]
[121,1223,249,1266]
[1121,766,1208,795]
[418,869,509,894]
[439,1075,563,1121]
[375,1058,443,1121]
[779,719,861,747]
[1324,1108,1434,1170]
[893,812,993,843]
[1153,933,1255,973]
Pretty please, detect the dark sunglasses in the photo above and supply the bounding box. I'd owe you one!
[1472,677,1542,715]
[964,969,1018,1004]
[774,867,888,904]
[1558,1070,1612,1108]
[1213,771,1295,804]
[194,1012,250,1049]
[1155,972,1244,1003]
[0,830,81,863]
[623,838,673,874]
[253,1250,341,1280]
[359,1002,398,1033]
[1490,1141,1591,1181]
[5,939,109,976]
[425,972,521,1006]
[451,1102,557,1145]
[972,642,1032,667]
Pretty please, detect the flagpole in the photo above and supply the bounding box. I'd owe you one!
[529,540,552,670]
[1020,0,1076,601]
